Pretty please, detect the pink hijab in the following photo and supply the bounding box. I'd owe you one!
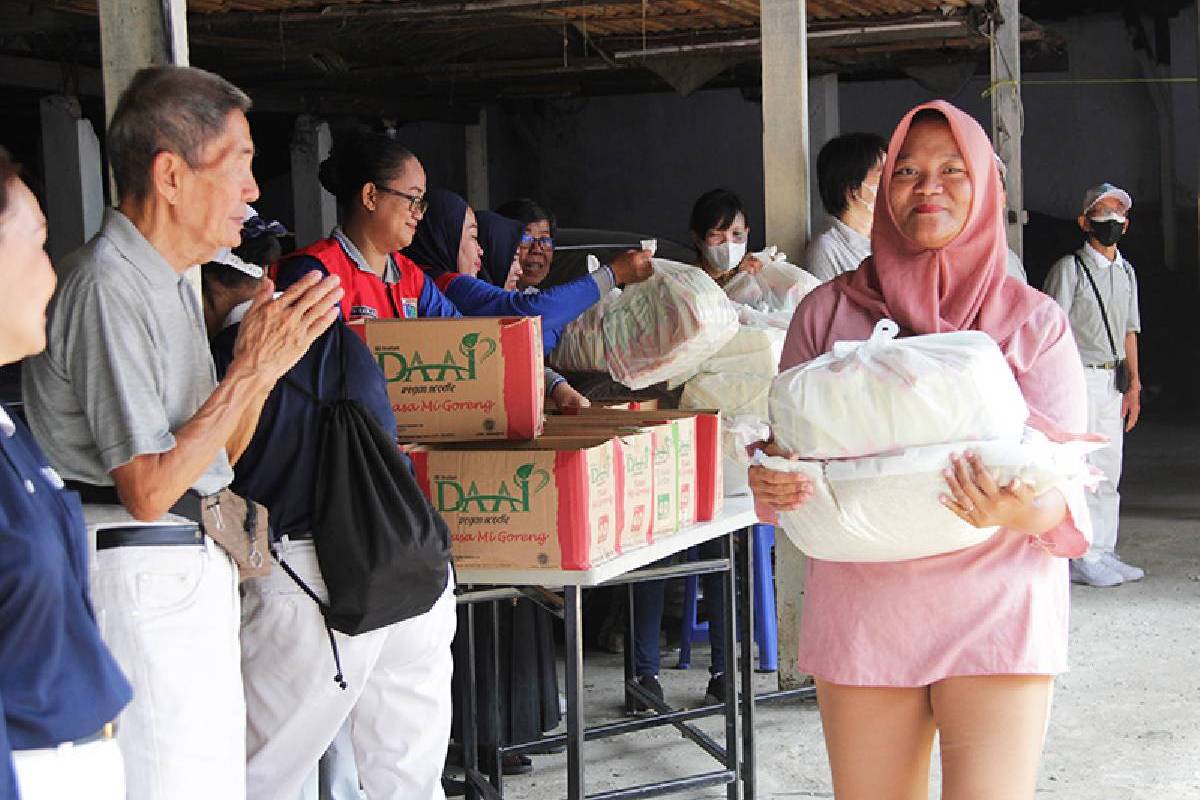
[836,100,1042,346]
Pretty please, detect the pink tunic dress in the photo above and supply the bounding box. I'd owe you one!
[773,284,1091,687]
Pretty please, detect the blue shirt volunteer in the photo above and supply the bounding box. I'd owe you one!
[0,405,131,774]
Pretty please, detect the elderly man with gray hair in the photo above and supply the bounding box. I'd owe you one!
[22,66,342,799]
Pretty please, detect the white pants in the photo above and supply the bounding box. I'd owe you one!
[90,533,246,800]
[1083,368,1124,558]
[242,540,456,800]
[13,738,124,800]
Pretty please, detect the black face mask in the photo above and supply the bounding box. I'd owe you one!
[1088,219,1124,247]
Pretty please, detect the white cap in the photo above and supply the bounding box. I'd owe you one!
[1082,183,1132,217]
[209,248,264,279]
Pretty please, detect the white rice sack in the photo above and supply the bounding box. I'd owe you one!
[549,289,617,373]
[770,319,1028,459]
[725,257,821,313]
[669,323,786,389]
[602,259,739,389]
[681,371,776,497]
[757,430,1102,562]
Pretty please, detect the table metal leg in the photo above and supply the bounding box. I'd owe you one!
[721,532,742,800]
[739,529,757,799]
[564,585,586,800]
[623,583,636,714]
[462,600,480,800]
[487,599,503,794]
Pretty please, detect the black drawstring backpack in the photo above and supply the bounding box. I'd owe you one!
[278,329,453,688]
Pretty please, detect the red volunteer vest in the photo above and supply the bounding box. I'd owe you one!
[274,236,428,321]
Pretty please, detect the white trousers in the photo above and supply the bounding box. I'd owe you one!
[13,738,124,800]
[90,533,246,800]
[242,540,456,800]
[1083,368,1124,557]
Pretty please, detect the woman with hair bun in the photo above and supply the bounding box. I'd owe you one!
[272,128,459,321]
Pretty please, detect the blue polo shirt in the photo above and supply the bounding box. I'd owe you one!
[0,405,131,760]
[209,309,400,538]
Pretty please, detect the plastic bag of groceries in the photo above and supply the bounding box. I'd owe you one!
[724,249,822,313]
[602,259,739,389]
[755,429,1101,562]
[770,319,1028,459]
[549,289,617,373]
[677,378,771,496]
[669,323,785,389]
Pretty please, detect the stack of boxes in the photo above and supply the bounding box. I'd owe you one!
[352,316,722,572]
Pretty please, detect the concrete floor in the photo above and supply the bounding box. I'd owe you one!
[492,418,1200,799]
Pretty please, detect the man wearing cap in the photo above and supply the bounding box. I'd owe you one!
[1044,183,1143,587]
[21,66,341,799]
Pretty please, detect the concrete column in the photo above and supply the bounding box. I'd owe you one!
[39,95,104,264]
[290,115,338,249]
[761,0,811,690]
[989,0,1024,257]
[465,108,490,211]
[807,74,840,239]
[761,0,811,260]
[98,0,189,123]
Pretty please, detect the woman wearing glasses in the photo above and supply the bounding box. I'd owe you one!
[405,190,653,360]
[494,198,557,293]
[272,128,460,322]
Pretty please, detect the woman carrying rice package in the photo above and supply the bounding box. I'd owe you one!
[749,101,1092,799]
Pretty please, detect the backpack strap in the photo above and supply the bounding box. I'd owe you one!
[1074,254,1121,361]
[270,543,349,690]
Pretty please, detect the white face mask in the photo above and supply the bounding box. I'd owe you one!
[702,240,747,273]
[854,181,877,214]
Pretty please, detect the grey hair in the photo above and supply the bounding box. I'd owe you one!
[107,66,251,204]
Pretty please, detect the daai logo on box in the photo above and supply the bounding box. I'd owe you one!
[377,333,497,384]
[435,463,551,513]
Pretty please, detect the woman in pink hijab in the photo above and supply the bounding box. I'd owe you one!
[750,101,1091,799]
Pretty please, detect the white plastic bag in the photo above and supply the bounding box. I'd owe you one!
[719,417,770,496]
[550,289,616,373]
[770,319,1028,458]
[757,430,1101,562]
[724,257,821,313]
[601,259,739,389]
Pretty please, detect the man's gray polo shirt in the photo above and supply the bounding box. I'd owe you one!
[1043,243,1141,366]
[22,209,234,498]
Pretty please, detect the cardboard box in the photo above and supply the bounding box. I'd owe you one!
[560,409,724,522]
[614,430,654,551]
[411,437,619,571]
[540,419,657,551]
[351,316,544,442]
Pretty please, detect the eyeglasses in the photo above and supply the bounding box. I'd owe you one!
[518,233,555,251]
[375,185,428,215]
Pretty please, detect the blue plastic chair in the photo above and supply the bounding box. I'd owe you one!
[676,524,778,672]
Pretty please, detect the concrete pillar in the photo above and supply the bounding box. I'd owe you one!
[39,95,104,264]
[465,108,490,211]
[290,116,338,248]
[761,0,812,690]
[98,0,189,123]
[989,0,1024,257]
[807,74,840,239]
[761,0,811,260]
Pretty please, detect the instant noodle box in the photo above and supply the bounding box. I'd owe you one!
[539,419,657,552]
[410,436,621,571]
[560,408,724,522]
[350,316,544,442]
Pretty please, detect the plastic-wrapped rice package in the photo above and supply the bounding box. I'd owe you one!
[756,430,1101,562]
[725,257,822,313]
[736,304,793,331]
[601,259,739,389]
[770,319,1028,459]
[681,369,772,496]
[549,289,617,373]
